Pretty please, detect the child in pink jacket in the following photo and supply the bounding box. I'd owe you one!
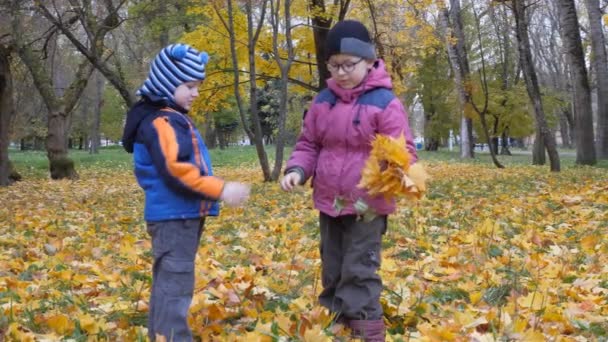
[280,20,417,341]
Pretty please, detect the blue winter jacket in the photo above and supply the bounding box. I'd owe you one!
[122,95,222,221]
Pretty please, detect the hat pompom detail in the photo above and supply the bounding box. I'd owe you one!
[171,44,188,60]
[200,52,209,64]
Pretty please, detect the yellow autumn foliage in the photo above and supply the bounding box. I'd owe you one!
[359,134,429,200]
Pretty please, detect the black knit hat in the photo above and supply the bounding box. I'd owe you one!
[325,20,376,60]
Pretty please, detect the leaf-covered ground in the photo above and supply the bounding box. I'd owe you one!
[1,157,607,341]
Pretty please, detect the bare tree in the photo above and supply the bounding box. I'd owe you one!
[557,0,596,165]
[510,0,560,171]
[537,4,575,149]
[468,2,503,168]
[11,1,95,179]
[269,0,295,180]
[36,0,135,107]
[585,0,608,159]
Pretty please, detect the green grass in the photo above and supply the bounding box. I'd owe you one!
[8,145,607,179]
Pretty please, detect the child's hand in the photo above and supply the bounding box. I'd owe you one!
[280,172,301,192]
[220,182,250,207]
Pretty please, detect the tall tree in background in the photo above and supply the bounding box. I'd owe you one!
[89,71,104,154]
[0,6,21,185]
[442,0,474,159]
[584,0,608,159]
[0,44,14,185]
[467,2,503,168]
[539,4,574,149]
[11,1,95,179]
[510,0,560,171]
[269,0,295,180]
[557,0,596,165]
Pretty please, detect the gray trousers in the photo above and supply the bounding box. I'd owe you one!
[319,213,386,320]
[147,218,204,342]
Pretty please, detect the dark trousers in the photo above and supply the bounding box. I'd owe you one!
[147,218,204,342]
[318,213,386,320]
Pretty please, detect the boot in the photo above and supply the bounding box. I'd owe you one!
[348,319,385,342]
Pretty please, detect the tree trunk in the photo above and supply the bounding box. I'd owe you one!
[500,130,512,155]
[270,0,295,181]
[0,46,17,186]
[48,109,77,179]
[585,0,608,159]
[557,0,596,165]
[89,71,104,154]
[533,131,546,165]
[217,131,227,150]
[309,0,332,90]
[560,108,572,148]
[204,117,217,149]
[425,138,440,151]
[245,1,271,181]
[491,137,499,155]
[441,2,473,159]
[512,0,560,171]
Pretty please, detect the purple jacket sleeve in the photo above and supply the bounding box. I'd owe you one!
[378,98,418,164]
[285,103,320,181]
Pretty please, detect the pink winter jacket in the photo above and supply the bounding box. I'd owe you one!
[286,60,417,217]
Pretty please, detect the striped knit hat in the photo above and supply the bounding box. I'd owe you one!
[137,43,209,103]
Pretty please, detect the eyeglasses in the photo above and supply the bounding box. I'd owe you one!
[326,58,364,73]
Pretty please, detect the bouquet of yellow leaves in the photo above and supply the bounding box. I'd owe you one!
[358,134,429,200]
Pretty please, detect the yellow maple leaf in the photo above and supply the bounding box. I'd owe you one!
[46,314,74,335]
[79,314,105,335]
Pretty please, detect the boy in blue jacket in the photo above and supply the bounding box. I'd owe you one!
[122,43,249,341]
